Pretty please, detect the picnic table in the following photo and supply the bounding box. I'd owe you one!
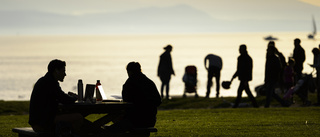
[59,102,132,128]
[13,102,157,137]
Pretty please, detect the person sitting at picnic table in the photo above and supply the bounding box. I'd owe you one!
[109,61,162,133]
[28,59,83,134]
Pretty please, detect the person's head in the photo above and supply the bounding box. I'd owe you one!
[288,58,295,67]
[294,38,301,47]
[126,62,141,77]
[48,59,66,82]
[164,45,172,52]
[312,47,320,55]
[267,41,275,47]
[267,45,276,56]
[239,44,247,54]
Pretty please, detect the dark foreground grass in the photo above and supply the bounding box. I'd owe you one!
[155,107,320,136]
[1,94,320,136]
[2,107,320,137]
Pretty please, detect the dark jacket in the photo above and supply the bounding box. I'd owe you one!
[265,54,282,83]
[233,53,253,81]
[29,72,76,130]
[158,51,175,77]
[122,73,162,127]
[293,45,305,73]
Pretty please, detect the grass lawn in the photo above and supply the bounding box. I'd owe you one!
[155,107,320,136]
[2,107,320,136]
[1,95,320,136]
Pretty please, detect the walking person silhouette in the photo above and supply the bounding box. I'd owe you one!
[232,44,258,108]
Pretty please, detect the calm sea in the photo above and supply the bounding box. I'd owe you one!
[0,32,319,101]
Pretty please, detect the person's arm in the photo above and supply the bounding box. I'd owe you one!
[169,55,175,76]
[232,71,238,80]
[219,57,223,70]
[157,58,161,77]
[204,56,208,70]
[56,87,77,104]
[232,57,239,80]
[302,49,306,62]
[122,79,135,103]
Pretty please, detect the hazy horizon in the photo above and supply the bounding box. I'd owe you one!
[0,0,319,35]
[1,32,319,100]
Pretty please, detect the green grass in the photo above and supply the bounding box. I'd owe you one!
[1,94,320,136]
[155,108,320,136]
[0,101,29,115]
[3,107,320,136]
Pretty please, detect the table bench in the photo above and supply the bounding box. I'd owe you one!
[12,127,53,137]
[12,127,157,137]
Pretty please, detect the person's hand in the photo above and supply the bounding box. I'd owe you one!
[68,92,78,99]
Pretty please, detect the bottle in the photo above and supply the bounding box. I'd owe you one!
[77,79,83,102]
[96,80,102,103]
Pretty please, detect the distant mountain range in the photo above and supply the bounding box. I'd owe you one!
[0,4,319,34]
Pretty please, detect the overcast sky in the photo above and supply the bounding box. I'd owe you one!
[1,0,319,17]
[1,0,319,34]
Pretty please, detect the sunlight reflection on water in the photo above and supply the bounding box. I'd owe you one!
[0,32,318,100]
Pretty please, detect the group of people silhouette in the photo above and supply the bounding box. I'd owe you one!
[29,59,162,136]
[158,38,320,108]
[28,38,320,136]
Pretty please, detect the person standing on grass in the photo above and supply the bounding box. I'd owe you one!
[232,44,258,108]
[268,41,286,93]
[292,38,305,82]
[264,46,290,108]
[158,45,175,99]
[310,47,320,106]
[29,59,83,133]
[204,53,222,98]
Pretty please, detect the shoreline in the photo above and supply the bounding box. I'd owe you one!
[1,93,318,115]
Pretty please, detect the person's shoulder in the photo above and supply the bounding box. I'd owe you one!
[142,74,157,85]
[142,74,153,81]
[34,75,48,85]
[299,45,305,50]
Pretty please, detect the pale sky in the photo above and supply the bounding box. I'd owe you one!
[1,0,319,34]
[1,0,319,17]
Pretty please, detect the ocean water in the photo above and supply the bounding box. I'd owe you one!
[0,32,319,101]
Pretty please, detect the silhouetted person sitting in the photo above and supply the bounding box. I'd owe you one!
[232,44,258,108]
[284,58,295,91]
[29,59,82,134]
[109,62,162,133]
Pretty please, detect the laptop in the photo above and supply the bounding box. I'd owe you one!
[84,84,95,102]
[97,85,122,102]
